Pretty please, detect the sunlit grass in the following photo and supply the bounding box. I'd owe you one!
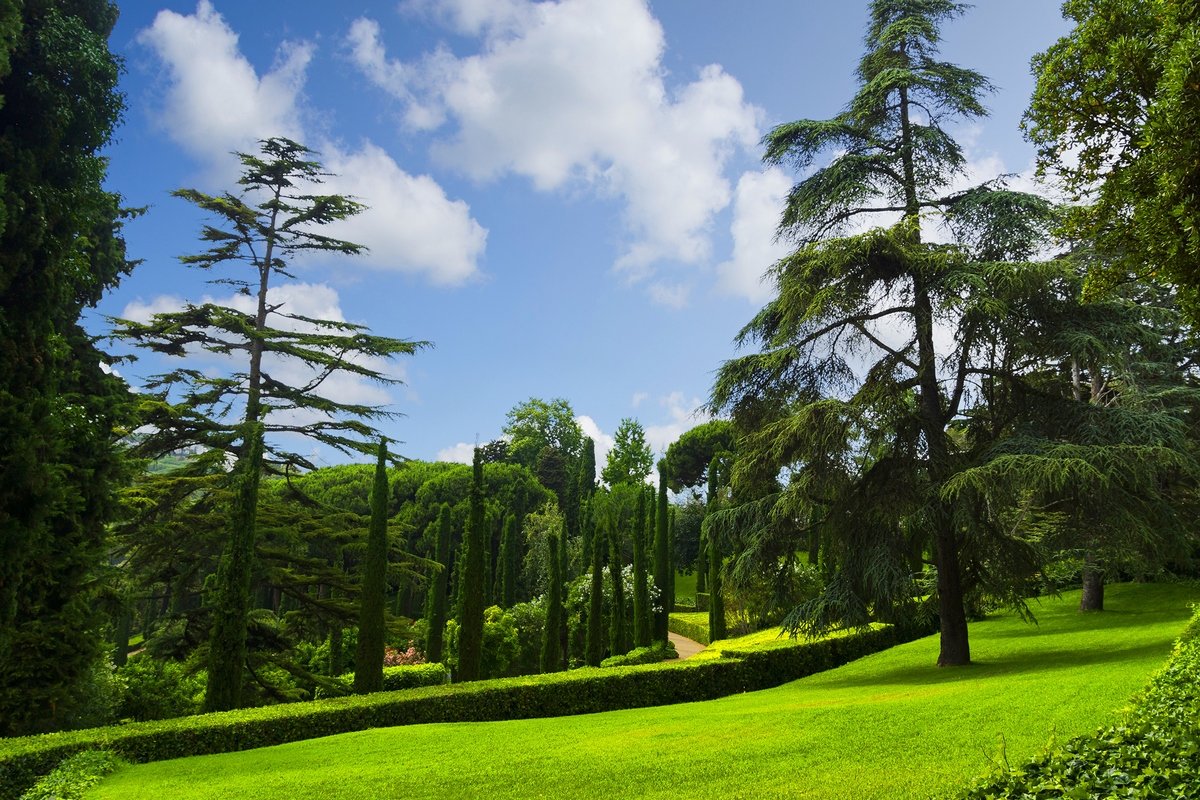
[90,583,1199,800]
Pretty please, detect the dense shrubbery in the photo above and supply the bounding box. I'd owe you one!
[668,613,711,645]
[962,611,1200,799]
[0,620,922,797]
[444,603,546,680]
[115,658,204,722]
[601,641,677,668]
[17,751,125,800]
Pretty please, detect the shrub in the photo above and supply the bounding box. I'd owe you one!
[17,751,126,800]
[0,622,926,798]
[116,657,204,722]
[961,610,1200,799]
[314,663,449,699]
[601,641,678,668]
[668,613,711,645]
[383,646,425,667]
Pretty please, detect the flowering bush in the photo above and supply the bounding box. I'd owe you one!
[383,645,425,667]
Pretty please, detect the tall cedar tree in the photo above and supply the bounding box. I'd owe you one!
[0,0,134,734]
[353,441,389,694]
[631,488,651,647]
[585,513,606,666]
[456,448,487,681]
[424,504,452,663]
[113,139,428,707]
[498,514,518,608]
[608,510,627,656]
[653,470,670,642]
[709,0,1058,665]
[540,529,564,672]
[705,457,726,642]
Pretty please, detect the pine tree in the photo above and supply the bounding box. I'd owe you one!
[456,448,487,681]
[631,487,651,648]
[540,529,564,673]
[353,440,390,694]
[424,504,452,664]
[585,513,606,666]
[653,470,670,643]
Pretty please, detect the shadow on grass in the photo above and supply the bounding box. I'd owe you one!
[815,640,1171,690]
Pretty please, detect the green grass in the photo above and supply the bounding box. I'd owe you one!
[88,583,1199,800]
[674,569,697,603]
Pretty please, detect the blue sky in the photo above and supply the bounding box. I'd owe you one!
[95,0,1071,472]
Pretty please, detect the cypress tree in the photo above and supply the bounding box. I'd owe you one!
[696,527,708,595]
[540,530,564,673]
[653,470,670,642]
[581,498,595,578]
[204,422,264,712]
[499,514,518,608]
[631,487,651,648]
[706,457,726,643]
[585,514,606,666]
[456,448,487,681]
[424,504,452,663]
[608,515,627,656]
[353,441,390,694]
[668,508,677,613]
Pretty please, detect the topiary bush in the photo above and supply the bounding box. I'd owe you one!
[961,610,1200,799]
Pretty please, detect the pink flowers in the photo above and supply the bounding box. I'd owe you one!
[383,645,425,666]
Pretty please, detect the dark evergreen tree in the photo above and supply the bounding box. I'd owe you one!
[540,529,564,673]
[632,487,651,648]
[456,448,487,681]
[668,508,677,613]
[353,441,389,694]
[586,515,606,666]
[499,514,518,608]
[0,0,134,735]
[608,514,628,656]
[653,471,670,642]
[706,457,726,642]
[424,504,452,663]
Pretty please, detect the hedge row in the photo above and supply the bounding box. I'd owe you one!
[668,612,711,645]
[315,663,449,698]
[0,622,928,799]
[962,610,1200,799]
[600,641,678,668]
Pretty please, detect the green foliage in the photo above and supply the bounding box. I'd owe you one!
[661,420,737,493]
[600,418,653,486]
[314,663,450,699]
[503,398,584,470]
[18,750,126,800]
[115,658,204,722]
[631,488,651,648]
[0,617,917,798]
[585,516,606,667]
[600,641,677,668]
[456,449,487,681]
[964,609,1200,799]
[653,475,670,642]
[541,531,564,673]
[498,515,518,608]
[0,0,134,736]
[668,613,712,646]
[353,442,390,694]
[424,505,452,664]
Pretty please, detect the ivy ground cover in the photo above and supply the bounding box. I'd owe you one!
[89,583,1199,800]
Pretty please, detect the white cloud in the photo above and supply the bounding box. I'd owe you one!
[717,168,793,304]
[138,1,487,286]
[436,442,476,464]
[647,281,691,310]
[644,392,709,457]
[575,414,614,481]
[351,0,762,293]
[631,391,648,409]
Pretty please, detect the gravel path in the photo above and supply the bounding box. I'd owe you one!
[668,631,706,659]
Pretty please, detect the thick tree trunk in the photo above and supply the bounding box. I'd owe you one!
[1080,553,1105,611]
[934,523,971,666]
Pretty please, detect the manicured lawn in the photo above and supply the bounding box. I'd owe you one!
[89,583,1199,800]
[674,569,698,603]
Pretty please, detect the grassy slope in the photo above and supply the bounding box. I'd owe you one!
[90,583,1199,800]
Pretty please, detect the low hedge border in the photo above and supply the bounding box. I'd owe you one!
[16,751,125,800]
[0,621,931,799]
[600,641,678,668]
[315,663,450,698]
[668,613,711,645]
[962,609,1200,799]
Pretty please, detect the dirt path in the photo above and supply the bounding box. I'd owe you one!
[668,631,706,660]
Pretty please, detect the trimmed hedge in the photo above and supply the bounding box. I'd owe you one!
[601,641,678,668]
[668,612,711,645]
[0,622,929,799]
[962,610,1200,799]
[317,663,450,698]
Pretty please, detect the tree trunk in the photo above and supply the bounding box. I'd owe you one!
[934,522,971,666]
[1080,552,1105,611]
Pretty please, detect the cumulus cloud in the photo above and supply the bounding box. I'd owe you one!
[436,442,476,464]
[717,168,793,304]
[137,1,486,286]
[350,0,762,292]
[644,392,709,457]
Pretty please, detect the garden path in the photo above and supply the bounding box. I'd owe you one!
[668,632,706,659]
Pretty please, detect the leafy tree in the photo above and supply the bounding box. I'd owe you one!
[503,398,583,466]
[0,0,134,735]
[456,448,487,681]
[710,0,1060,666]
[540,529,564,673]
[1026,1,1200,317]
[113,138,428,708]
[424,504,452,663]
[601,418,654,486]
[661,420,737,494]
[353,441,389,694]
